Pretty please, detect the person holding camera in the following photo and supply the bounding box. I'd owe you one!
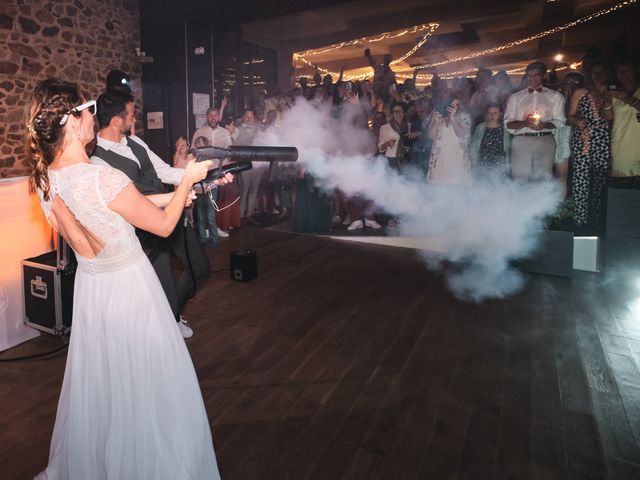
[427,95,472,184]
[91,91,232,338]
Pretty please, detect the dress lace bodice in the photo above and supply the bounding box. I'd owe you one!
[38,163,139,262]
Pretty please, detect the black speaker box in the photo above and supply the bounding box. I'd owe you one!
[230,249,257,282]
[22,250,75,336]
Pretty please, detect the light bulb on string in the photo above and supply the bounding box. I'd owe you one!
[294,0,633,83]
[414,0,635,70]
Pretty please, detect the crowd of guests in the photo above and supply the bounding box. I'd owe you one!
[179,47,640,238]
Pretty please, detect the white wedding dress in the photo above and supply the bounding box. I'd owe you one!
[427,112,472,185]
[35,163,220,480]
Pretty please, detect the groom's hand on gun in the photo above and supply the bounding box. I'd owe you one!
[183,160,234,207]
[214,172,234,187]
[184,160,235,187]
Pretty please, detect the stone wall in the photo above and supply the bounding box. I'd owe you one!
[0,0,142,178]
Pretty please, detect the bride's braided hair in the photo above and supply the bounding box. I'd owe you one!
[25,79,82,201]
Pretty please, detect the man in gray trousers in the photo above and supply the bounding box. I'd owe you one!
[504,62,566,181]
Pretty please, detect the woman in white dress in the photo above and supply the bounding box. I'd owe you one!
[26,78,221,479]
[427,97,472,184]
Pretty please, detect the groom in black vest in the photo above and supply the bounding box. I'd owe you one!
[91,92,220,338]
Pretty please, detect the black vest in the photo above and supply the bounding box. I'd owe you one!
[92,136,169,259]
[92,137,166,195]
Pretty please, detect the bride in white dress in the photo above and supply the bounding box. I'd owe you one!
[26,79,221,479]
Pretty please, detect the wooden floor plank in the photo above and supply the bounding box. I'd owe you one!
[591,390,640,466]
[304,283,442,479]
[530,421,568,480]
[2,228,639,479]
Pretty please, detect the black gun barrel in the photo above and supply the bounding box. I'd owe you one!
[192,145,298,162]
[229,146,298,162]
[191,146,228,159]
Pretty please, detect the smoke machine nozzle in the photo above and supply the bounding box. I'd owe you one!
[192,145,298,162]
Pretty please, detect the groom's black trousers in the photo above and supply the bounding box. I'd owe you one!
[141,225,210,322]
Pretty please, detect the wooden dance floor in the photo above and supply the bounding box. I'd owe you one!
[2,228,640,479]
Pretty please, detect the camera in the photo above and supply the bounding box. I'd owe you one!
[435,99,451,116]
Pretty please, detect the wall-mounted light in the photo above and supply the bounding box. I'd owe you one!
[194,47,205,55]
[135,47,154,63]
[554,53,564,63]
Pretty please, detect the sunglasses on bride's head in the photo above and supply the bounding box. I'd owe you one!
[59,99,97,126]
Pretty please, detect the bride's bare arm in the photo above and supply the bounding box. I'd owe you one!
[145,172,232,208]
[146,193,173,208]
[109,160,211,237]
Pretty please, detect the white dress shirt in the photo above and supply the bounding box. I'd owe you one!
[192,124,232,150]
[192,125,233,181]
[504,87,566,134]
[237,123,257,146]
[91,134,184,185]
[236,123,269,169]
[378,123,401,157]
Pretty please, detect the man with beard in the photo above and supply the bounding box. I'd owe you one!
[91,91,231,338]
[192,106,232,245]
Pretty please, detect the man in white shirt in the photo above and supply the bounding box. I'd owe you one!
[237,109,265,224]
[193,107,232,151]
[504,62,566,181]
[91,92,230,338]
[191,107,232,243]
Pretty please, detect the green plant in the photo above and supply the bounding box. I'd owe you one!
[545,198,575,230]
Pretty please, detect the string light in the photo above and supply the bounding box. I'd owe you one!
[296,23,439,58]
[390,24,439,65]
[294,54,332,75]
[295,0,623,83]
[299,59,583,85]
[415,0,636,69]
[294,24,439,81]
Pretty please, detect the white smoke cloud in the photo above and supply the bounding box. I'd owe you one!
[254,98,561,302]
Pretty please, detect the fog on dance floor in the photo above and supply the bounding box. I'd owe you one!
[254,99,561,302]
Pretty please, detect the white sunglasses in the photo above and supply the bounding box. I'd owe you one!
[59,99,97,126]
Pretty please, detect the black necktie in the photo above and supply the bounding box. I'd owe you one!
[528,87,543,94]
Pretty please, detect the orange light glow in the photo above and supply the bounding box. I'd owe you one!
[0,177,53,350]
